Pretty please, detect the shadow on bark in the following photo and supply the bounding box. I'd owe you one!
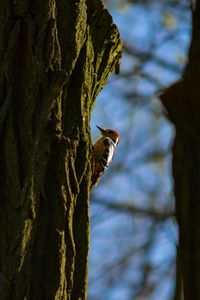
[0,0,122,299]
[160,3,200,299]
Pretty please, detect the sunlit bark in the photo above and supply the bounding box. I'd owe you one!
[0,0,122,299]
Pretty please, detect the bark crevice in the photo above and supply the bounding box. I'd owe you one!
[0,1,122,299]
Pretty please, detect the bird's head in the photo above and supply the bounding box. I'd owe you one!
[96,126,120,145]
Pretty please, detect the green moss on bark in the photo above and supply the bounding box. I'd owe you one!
[0,0,122,299]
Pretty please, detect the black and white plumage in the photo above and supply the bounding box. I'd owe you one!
[91,126,120,188]
[94,137,116,169]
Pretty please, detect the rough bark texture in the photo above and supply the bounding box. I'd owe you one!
[160,2,200,299]
[0,0,122,299]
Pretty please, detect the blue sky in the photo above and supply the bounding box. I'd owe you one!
[89,1,191,299]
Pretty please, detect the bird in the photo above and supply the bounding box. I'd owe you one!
[91,125,120,188]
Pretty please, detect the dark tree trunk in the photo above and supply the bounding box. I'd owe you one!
[0,1,122,299]
[160,2,200,299]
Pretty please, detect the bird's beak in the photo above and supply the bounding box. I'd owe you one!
[96,125,105,133]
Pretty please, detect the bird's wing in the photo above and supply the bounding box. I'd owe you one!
[99,137,116,169]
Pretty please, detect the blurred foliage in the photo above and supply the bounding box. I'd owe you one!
[89,1,191,300]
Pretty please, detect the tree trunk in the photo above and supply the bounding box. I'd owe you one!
[0,1,122,299]
[160,2,200,299]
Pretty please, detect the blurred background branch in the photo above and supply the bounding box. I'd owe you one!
[89,0,191,299]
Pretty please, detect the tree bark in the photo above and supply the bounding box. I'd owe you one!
[160,2,200,299]
[0,0,122,299]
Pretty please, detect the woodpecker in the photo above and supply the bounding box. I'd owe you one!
[91,125,120,188]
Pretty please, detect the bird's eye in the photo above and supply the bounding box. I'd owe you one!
[108,130,112,134]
